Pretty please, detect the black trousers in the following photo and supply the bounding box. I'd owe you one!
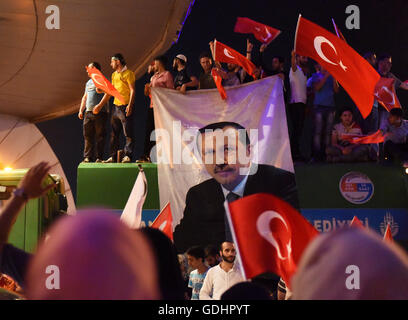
[288,102,306,159]
[110,105,133,159]
[384,140,408,163]
[143,107,155,158]
[83,111,108,160]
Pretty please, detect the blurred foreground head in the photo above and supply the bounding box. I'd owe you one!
[26,210,159,300]
[140,227,185,300]
[292,227,408,300]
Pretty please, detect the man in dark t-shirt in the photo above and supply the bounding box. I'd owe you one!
[173,54,198,93]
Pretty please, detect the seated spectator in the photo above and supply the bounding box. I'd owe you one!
[173,54,198,93]
[221,282,271,300]
[326,107,371,163]
[140,227,185,300]
[380,107,408,166]
[204,245,221,268]
[26,210,159,300]
[291,227,408,299]
[186,246,208,300]
[198,52,217,89]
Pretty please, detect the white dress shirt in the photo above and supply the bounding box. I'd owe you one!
[199,263,244,300]
[289,65,307,104]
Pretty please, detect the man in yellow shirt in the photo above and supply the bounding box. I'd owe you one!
[94,53,135,163]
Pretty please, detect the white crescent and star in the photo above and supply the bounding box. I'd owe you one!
[256,210,292,260]
[313,36,348,72]
[223,48,235,59]
[261,27,272,42]
[91,73,107,88]
[375,86,395,105]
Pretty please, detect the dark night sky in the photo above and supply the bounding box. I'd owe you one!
[36,0,408,200]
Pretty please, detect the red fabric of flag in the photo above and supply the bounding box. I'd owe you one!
[86,66,126,105]
[227,193,318,288]
[384,224,393,242]
[214,40,257,79]
[374,77,401,112]
[211,68,227,100]
[342,130,386,144]
[151,202,173,241]
[350,216,364,228]
[295,16,380,119]
[234,17,281,44]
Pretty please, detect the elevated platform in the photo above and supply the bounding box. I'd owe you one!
[77,162,408,241]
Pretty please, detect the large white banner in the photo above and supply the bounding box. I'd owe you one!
[151,76,293,228]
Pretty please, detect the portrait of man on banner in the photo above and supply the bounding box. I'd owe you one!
[173,121,299,253]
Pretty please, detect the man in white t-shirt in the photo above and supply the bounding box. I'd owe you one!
[199,242,244,300]
[288,50,309,161]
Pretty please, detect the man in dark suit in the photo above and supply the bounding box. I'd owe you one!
[173,122,299,253]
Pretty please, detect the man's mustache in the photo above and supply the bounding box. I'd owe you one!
[214,164,234,173]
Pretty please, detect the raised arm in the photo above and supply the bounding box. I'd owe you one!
[0,162,56,251]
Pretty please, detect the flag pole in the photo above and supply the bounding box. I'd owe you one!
[211,39,217,61]
[293,14,302,53]
[224,200,248,281]
[331,18,340,38]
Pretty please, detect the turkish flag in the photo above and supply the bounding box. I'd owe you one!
[350,216,364,228]
[234,17,281,44]
[226,193,319,288]
[341,130,386,144]
[151,202,173,241]
[374,77,401,112]
[214,40,257,79]
[384,223,393,242]
[295,16,380,119]
[86,66,126,105]
[211,68,227,100]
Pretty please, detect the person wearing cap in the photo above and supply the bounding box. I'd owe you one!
[173,54,198,93]
[95,53,135,163]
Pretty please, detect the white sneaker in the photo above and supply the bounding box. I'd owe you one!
[102,157,114,163]
[121,156,131,163]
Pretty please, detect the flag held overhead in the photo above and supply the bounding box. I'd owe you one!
[213,40,257,79]
[294,16,380,119]
[234,17,281,44]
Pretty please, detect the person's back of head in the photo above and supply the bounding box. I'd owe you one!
[221,282,271,300]
[291,227,408,300]
[140,227,185,300]
[26,210,159,300]
[390,107,403,118]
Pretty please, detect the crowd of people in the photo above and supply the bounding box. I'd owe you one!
[78,44,408,167]
[0,162,407,300]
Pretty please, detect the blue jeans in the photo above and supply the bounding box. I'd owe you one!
[109,105,133,159]
[312,105,335,160]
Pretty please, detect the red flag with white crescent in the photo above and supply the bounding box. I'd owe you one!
[234,17,281,44]
[213,40,257,79]
[383,223,393,242]
[211,68,227,100]
[151,202,173,241]
[225,193,319,288]
[294,16,380,119]
[374,77,402,112]
[86,66,126,105]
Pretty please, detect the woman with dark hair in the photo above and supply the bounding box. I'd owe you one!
[140,227,185,300]
[140,55,174,162]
